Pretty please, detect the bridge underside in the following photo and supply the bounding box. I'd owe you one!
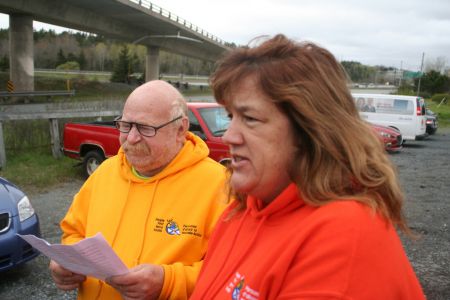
[0,0,229,91]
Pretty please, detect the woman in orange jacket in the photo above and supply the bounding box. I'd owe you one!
[190,34,425,300]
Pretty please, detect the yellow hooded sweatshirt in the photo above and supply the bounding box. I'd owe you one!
[60,132,228,300]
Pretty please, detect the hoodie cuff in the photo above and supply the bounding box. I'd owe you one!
[158,264,172,300]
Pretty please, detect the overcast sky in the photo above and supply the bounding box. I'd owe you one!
[1,0,449,71]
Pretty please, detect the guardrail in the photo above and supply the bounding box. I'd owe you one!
[0,100,123,168]
[0,90,76,100]
[127,0,226,45]
[35,69,112,76]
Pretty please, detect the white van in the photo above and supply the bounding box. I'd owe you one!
[352,94,428,141]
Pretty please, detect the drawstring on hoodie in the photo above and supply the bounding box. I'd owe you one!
[136,179,159,264]
[205,209,249,288]
[110,179,132,248]
[95,179,131,300]
[205,211,269,299]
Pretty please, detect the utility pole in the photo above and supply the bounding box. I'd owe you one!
[416,52,425,96]
[398,60,403,87]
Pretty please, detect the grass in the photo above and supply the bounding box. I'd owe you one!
[425,99,450,128]
[0,149,84,195]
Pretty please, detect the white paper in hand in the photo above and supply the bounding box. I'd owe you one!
[18,232,129,280]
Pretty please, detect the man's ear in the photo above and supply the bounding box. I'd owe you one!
[177,117,189,138]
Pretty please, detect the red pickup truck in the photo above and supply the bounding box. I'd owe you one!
[62,102,230,177]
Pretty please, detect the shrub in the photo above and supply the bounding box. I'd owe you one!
[431,93,450,105]
[397,84,416,96]
[418,91,431,99]
[56,61,80,70]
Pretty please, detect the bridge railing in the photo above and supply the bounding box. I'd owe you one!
[128,0,226,45]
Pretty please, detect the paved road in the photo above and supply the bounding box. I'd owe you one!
[393,128,450,300]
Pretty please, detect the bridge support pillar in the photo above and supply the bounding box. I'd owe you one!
[145,46,159,82]
[9,14,34,92]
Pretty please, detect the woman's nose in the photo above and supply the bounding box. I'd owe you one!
[222,120,242,145]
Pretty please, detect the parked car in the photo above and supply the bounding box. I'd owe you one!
[371,124,403,152]
[62,102,230,177]
[186,102,230,164]
[0,177,41,272]
[425,109,438,135]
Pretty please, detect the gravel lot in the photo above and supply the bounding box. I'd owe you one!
[0,129,449,300]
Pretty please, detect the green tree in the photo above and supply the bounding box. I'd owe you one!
[111,45,132,83]
[0,29,8,40]
[33,28,57,41]
[131,52,141,73]
[56,48,66,66]
[78,51,87,70]
[415,70,450,95]
[0,54,8,71]
[341,61,375,83]
[67,52,77,62]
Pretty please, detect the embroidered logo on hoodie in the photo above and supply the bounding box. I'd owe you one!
[226,272,260,300]
[165,220,181,235]
[232,278,244,300]
[153,218,203,237]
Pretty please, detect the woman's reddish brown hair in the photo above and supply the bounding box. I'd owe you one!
[211,34,410,233]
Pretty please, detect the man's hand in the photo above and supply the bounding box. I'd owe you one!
[107,264,164,300]
[49,260,86,291]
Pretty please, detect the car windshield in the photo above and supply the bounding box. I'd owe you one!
[198,107,230,137]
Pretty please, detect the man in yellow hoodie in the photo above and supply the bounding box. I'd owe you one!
[49,80,228,299]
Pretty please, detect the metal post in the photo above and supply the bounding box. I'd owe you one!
[417,52,425,96]
[49,119,62,158]
[0,122,6,169]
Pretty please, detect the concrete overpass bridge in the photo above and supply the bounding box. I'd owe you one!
[0,0,230,91]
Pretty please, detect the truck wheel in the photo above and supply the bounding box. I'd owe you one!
[82,150,105,178]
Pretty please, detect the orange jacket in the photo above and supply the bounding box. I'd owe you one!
[191,183,425,300]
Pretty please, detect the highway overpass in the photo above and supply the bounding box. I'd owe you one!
[0,0,230,91]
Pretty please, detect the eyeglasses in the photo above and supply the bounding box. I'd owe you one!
[114,116,182,137]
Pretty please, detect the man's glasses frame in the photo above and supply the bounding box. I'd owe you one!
[114,116,182,137]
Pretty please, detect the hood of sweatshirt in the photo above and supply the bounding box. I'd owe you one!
[200,183,305,298]
[117,131,210,183]
[246,183,305,219]
[77,132,214,268]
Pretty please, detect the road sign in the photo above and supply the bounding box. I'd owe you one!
[403,71,423,79]
[7,80,14,92]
